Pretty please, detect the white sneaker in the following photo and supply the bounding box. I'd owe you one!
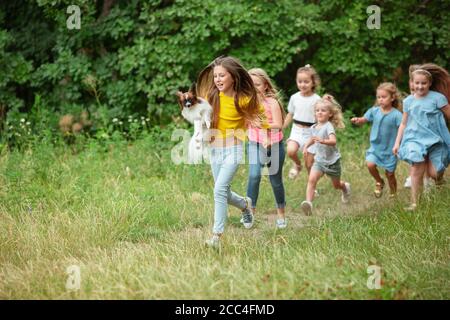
[205,235,220,249]
[301,200,313,215]
[341,182,351,203]
[404,176,412,188]
[276,218,287,229]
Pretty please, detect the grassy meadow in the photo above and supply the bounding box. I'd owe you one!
[0,135,449,299]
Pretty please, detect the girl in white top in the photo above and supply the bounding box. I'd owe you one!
[283,64,321,179]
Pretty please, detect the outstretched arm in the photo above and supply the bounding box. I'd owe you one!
[350,117,368,125]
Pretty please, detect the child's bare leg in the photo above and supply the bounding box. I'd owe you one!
[306,170,322,202]
[305,152,314,175]
[286,141,302,169]
[385,170,397,194]
[331,177,346,191]
[277,207,285,220]
[367,162,384,184]
[410,162,426,204]
[426,159,444,184]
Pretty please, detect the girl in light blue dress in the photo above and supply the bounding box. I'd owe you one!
[393,64,450,211]
[351,83,403,198]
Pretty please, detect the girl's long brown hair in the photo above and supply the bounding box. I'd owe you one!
[196,56,262,129]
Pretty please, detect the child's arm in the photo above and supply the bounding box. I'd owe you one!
[302,137,314,157]
[269,99,283,129]
[393,112,408,156]
[313,133,337,146]
[441,104,450,121]
[350,117,368,125]
[283,112,293,129]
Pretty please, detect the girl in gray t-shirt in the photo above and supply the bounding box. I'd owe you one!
[300,95,351,215]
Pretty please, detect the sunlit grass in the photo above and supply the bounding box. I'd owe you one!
[0,138,449,299]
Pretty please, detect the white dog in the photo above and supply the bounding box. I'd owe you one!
[176,88,212,164]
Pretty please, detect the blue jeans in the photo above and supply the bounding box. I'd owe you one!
[210,144,248,234]
[246,141,286,209]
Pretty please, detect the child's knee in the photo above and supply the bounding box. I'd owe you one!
[214,184,228,198]
[367,162,376,170]
[287,149,297,158]
[248,172,261,183]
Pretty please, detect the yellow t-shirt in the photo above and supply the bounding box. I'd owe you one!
[216,92,268,141]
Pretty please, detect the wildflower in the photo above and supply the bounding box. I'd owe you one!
[113,118,118,123]
[26,122,31,126]
[20,118,25,123]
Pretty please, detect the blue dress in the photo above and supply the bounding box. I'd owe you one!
[364,106,403,172]
[398,91,450,172]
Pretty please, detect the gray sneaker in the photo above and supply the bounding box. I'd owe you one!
[240,197,252,224]
[242,209,254,229]
[205,234,220,249]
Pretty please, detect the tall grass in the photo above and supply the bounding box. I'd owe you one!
[0,137,449,299]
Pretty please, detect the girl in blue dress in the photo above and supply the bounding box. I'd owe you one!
[393,64,450,211]
[351,82,403,198]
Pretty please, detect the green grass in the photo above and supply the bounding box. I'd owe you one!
[0,137,449,299]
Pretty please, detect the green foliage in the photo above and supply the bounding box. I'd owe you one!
[1,0,449,144]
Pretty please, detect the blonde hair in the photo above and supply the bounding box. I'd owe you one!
[314,94,345,129]
[248,68,286,121]
[196,56,262,129]
[296,64,321,91]
[376,82,403,111]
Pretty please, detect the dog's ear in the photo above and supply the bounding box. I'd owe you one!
[176,91,185,110]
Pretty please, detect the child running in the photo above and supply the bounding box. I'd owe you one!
[283,64,321,179]
[351,82,403,198]
[196,56,267,249]
[393,63,450,211]
[300,95,350,215]
[403,64,433,189]
[246,68,287,228]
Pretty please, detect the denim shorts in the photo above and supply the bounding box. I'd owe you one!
[312,158,341,177]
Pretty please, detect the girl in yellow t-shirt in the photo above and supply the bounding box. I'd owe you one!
[196,56,265,249]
